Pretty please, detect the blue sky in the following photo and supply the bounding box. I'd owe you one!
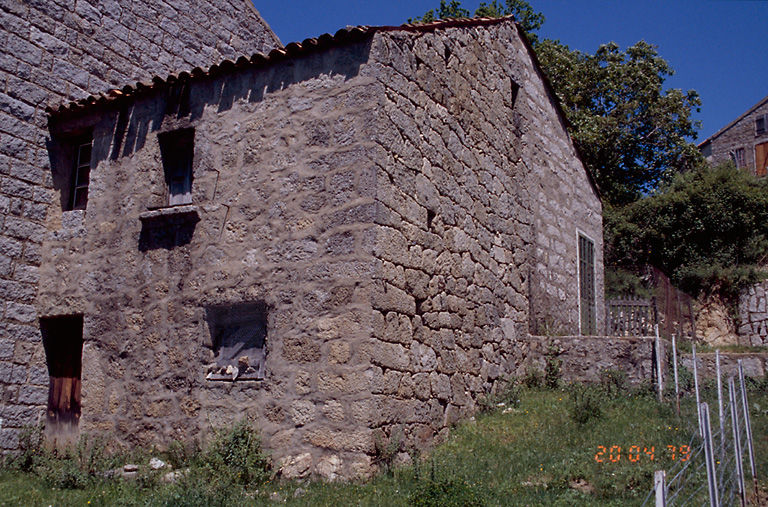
[254,0,768,142]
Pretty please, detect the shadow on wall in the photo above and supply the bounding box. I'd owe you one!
[46,40,372,204]
[138,211,200,251]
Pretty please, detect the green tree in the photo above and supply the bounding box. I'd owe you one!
[606,162,768,299]
[408,1,470,23]
[475,0,544,43]
[536,39,702,205]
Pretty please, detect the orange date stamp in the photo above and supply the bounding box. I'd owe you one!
[594,445,691,463]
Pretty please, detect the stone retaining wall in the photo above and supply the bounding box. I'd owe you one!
[681,352,768,378]
[738,281,768,346]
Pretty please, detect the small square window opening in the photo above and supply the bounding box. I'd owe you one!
[159,128,194,206]
[206,302,267,381]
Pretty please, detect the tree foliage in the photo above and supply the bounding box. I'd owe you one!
[606,163,768,299]
[474,0,544,43]
[536,39,702,205]
[408,1,470,23]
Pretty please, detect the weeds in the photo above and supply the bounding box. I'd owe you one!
[569,384,604,425]
[373,427,403,474]
[599,369,628,395]
[409,476,484,506]
[544,342,563,389]
[198,418,270,487]
[478,377,522,413]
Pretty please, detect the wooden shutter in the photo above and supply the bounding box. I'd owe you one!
[40,316,84,430]
[756,142,768,177]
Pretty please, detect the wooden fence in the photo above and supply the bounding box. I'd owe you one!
[605,297,657,336]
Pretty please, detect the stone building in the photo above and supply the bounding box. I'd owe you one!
[0,0,279,450]
[699,94,768,176]
[698,94,768,346]
[1,3,618,478]
[35,16,607,478]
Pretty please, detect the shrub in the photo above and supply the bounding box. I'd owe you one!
[599,369,628,395]
[569,385,604,425]
[198,419,270,487]
[522,367,544,388]
[544,343,563,389]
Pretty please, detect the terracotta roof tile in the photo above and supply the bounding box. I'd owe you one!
[46,16,513,117]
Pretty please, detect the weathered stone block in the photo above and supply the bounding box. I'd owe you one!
[290,400,316,427]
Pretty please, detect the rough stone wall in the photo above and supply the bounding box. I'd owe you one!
[364,22,604,448]
[681,352,767,378]
[0,0,279,451]
[702,98,768,173]
[512,335,656,384]
[38,41,382,479]
[21,18,608,476]
[738,282,768,346]
[522,58,604,335]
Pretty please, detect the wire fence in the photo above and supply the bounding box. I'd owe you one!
[640,335,760,507]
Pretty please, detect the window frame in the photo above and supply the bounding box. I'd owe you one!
[158,128,194,207]
[756,114,767,136]
[577,232,597,336]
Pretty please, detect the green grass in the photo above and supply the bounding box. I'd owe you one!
[2,381,767,506]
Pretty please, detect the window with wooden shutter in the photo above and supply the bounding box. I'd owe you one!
[40,315,84,431]
[756,142,768,177]
[579,234,596,335]
[159,128,194,206]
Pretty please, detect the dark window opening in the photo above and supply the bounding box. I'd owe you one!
[159,128,194,206]
[578,234,596,335]
[427,209,436,231]
[54,133,93,211]
[756,115,767,136]
[40,315,84,431]
[205,302,267,381]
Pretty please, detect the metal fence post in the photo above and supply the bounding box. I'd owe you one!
[655,324,663,402]
[737,360,758,499]
[655,469,667,507]
[700,402,720,507]
[715,350,724,461]
[693,344,702,437]
[672,334,680,415]
[729,377,747,507]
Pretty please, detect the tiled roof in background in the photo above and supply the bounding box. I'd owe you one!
[46,16,514,118]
